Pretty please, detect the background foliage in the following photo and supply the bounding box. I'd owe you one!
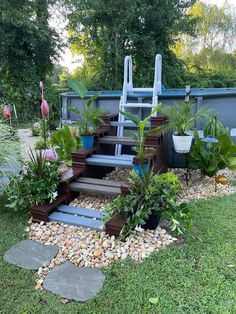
[0,0,62,122]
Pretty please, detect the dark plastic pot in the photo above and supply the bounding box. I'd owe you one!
[81,135,94,149]
[133,163,149,177]
[143,212,161,230]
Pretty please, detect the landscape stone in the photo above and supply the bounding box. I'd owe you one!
[43,261,106,301]
[3,240,59,270]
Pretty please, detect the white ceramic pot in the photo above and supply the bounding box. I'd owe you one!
[172,134,193,153]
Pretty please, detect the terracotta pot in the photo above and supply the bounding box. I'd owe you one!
[105,213,127,238]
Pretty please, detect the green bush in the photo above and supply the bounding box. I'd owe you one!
[5,150,60,211]
[50,125,80,166]
[105,171,191,237]
[190,126,236,177]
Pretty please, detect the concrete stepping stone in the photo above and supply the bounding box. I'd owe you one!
[43,261,106,302]
[3,240,59,270]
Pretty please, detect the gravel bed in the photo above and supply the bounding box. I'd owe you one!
[21,124,236,290]
[27,222,176,289]
[18,129,40,161]
[171,168,236,203]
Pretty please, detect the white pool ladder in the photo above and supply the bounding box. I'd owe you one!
[115,54,162,156]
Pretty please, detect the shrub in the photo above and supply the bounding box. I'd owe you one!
[105,171,191,237]
[190,119,236,177]
[5,150,60,211]
[50,125,80,166]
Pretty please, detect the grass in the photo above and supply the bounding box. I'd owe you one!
[0,194,236,314]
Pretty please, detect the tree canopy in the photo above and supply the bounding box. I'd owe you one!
[0,0,61,121]
[66,0,196,89]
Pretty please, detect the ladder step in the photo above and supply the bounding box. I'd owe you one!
[70,182,121,196]
[57,204,104,220]
[99,136,136,145]
[49,212,104,231]
[85,154,134,168]
[76,177,126,188]
[122,103,155,108]
[131,88,153,92]
[110,120,151,128]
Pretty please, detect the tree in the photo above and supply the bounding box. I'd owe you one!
[0,0,61,121]
[66,0,196,89]
[174,1,236,88]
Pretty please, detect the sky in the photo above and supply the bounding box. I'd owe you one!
[59,0,236,71]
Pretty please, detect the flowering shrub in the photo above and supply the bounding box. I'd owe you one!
[5,150,60,211]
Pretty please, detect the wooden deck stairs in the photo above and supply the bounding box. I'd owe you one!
[32,114,168,230]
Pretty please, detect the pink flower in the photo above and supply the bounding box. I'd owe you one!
[42,149,58,160]
[3,106,11,119]
[41,99,49,119]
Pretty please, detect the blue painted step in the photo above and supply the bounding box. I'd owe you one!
[86,154,134,168]
[49,211,104,231]
[57,204,103,220]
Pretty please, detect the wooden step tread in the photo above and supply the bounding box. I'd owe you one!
[57,204,103,220]
[99,136,136,145]
[110,121,151,128]
[86,154,134,168]
[76,177,126,187]
[70,182,121,195]
[49,212,104,231]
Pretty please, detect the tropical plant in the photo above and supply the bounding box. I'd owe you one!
[190,128,236,177]
[161,101,213,136]
[5,149,60,211]
[104,171,191,237]
[203,116,229,138]
[68,79,102,135]
[51,125,80,166]
[119,104,161,164]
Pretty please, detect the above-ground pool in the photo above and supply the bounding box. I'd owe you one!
[60,87,236,167]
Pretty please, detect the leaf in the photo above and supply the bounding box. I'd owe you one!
[68,79,87,99]
[149,297,159,304]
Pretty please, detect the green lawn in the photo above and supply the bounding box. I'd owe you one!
[0,194,236,314]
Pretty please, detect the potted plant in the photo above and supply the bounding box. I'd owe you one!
[119,104,161,176]
[68,80,102,150]
[161,101,212,153]
[104,171,191,238]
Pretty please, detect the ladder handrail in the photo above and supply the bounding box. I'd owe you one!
[115,54,163,155]
[123,56,133,101]
[153,54,162,106]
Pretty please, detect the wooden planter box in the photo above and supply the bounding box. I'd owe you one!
[105,213,128,238]
[31,167,84,223]
[31,194,68,224]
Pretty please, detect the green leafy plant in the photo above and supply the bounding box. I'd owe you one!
[31,122,41,136]
[104,171,191,237]
[34,139,48,150]
[51,125,80,166]
[190,129,236,177]
[68,79,102,135]
[119,104,162,164]
[161,101,213,135]
[203,116,229,138]
[5,150,60,211]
